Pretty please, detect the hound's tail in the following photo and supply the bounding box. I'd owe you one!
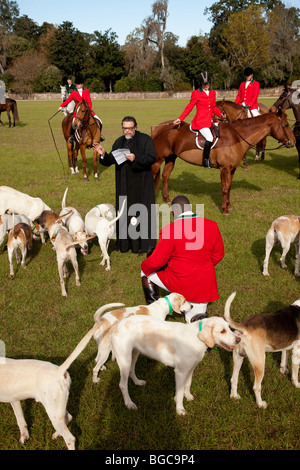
[57,303,125,374]
[224,292,245,331]
[108,199,126,227]
[94,303,125,322]
[62,187,69,209]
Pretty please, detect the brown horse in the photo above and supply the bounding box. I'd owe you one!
[62,99,102,181]
[151,110,295,215]
[217,100,269,164]
[270,85,300,179]
[0,98,20,127]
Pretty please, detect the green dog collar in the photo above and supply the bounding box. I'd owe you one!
[164,296,173,315]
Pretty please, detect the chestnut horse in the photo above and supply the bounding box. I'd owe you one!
[270,85,300,179]
[151,110,295,215]
[217,100,269,164]
[0,98,20,127]
[62,99,102,181]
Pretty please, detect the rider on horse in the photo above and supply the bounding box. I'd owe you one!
[59,74,102,143]
[173,72,225,168]
[235,67,260,117]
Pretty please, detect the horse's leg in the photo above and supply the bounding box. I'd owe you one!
[93,149,99,181]
[152,159,163,195]
[0,112,3,127]
[255,138,266,162]
[7,111,11,128]
[220,166,235,215]
[66,142,76,175]
[79,146,88,181]
[162,155,177,204]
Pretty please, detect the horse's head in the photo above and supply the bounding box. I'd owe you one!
[270,87,296,113]
[270,108,296,148]
[72,99,90,130]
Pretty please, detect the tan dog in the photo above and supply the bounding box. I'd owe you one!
[49,221,93,297]
[38,210,72,245]
[263,215,300,276]
[224,292,300,408]
[0,303,122,450]
[92,293,192,383]
[0,213,41,246]
[108,314,240,415]
[7,220,34,279]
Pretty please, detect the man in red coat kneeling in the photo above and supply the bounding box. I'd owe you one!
[141,195,224,322]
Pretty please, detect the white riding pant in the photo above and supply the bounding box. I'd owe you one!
[141,271,208,322]
[199,127,213,142]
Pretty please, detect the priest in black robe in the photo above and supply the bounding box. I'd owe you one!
[94,116,157,254]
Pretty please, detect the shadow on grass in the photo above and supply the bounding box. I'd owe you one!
[156,170,262,214]
[251,237,299,279]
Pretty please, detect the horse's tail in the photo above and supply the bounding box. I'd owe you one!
[12,100,20,122]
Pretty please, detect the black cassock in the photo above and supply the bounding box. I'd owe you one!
[99,131,157,253]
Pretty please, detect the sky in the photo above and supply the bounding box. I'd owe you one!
[15,0,217,47]
[14,0,300,47]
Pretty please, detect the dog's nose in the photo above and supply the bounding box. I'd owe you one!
[235,336,241,344]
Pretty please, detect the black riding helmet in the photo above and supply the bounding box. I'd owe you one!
[244,67,253,77]
[199,71,212,87]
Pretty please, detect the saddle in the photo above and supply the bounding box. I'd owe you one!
[190,124,220,150]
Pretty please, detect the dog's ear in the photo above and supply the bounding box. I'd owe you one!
[197,325,215,348]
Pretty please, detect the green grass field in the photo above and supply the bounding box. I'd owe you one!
[0,98,299,451]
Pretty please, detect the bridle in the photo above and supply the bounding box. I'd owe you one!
[228,112,294,150]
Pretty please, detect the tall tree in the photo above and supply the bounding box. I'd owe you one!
[143,0,169,71]
[0,0,19,73]
[220,4,271,71]
[46,21,89,77]
[90,29,125,92]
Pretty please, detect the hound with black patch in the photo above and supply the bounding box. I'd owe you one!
[7,218,34,279]
[224,292,300,408]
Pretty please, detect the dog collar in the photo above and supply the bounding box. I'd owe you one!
[164,296,173,315]
[198,321,217,351]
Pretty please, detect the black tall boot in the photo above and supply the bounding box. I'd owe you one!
[202,140,215,168]
[141,276,160,304]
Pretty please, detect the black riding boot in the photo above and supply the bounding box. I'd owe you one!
[202,140,215,168]
[141,276,160,304]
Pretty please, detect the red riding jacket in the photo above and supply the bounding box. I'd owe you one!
[178,88,223,129]
[141,213,224,303]
[235,79,260,110]
[61,88,95,116]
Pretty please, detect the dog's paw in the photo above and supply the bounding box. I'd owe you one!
[185,392,194,401]
[126,401,138,410]
[176,407,186,416]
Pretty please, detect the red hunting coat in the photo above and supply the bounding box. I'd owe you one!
[61,88,95,116]
[235,80,260,110]
[178,88,223,129]
[141,214,224,303]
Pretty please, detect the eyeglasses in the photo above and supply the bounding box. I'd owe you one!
[122,126,135,130]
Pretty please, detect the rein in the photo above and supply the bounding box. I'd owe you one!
[48,111,68,182]
[227,117,292,151]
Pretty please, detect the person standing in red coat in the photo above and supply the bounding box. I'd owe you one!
[59,74,102,143]
[235,67,260,117]
[173,72,225,169]
[141,195,224,322]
